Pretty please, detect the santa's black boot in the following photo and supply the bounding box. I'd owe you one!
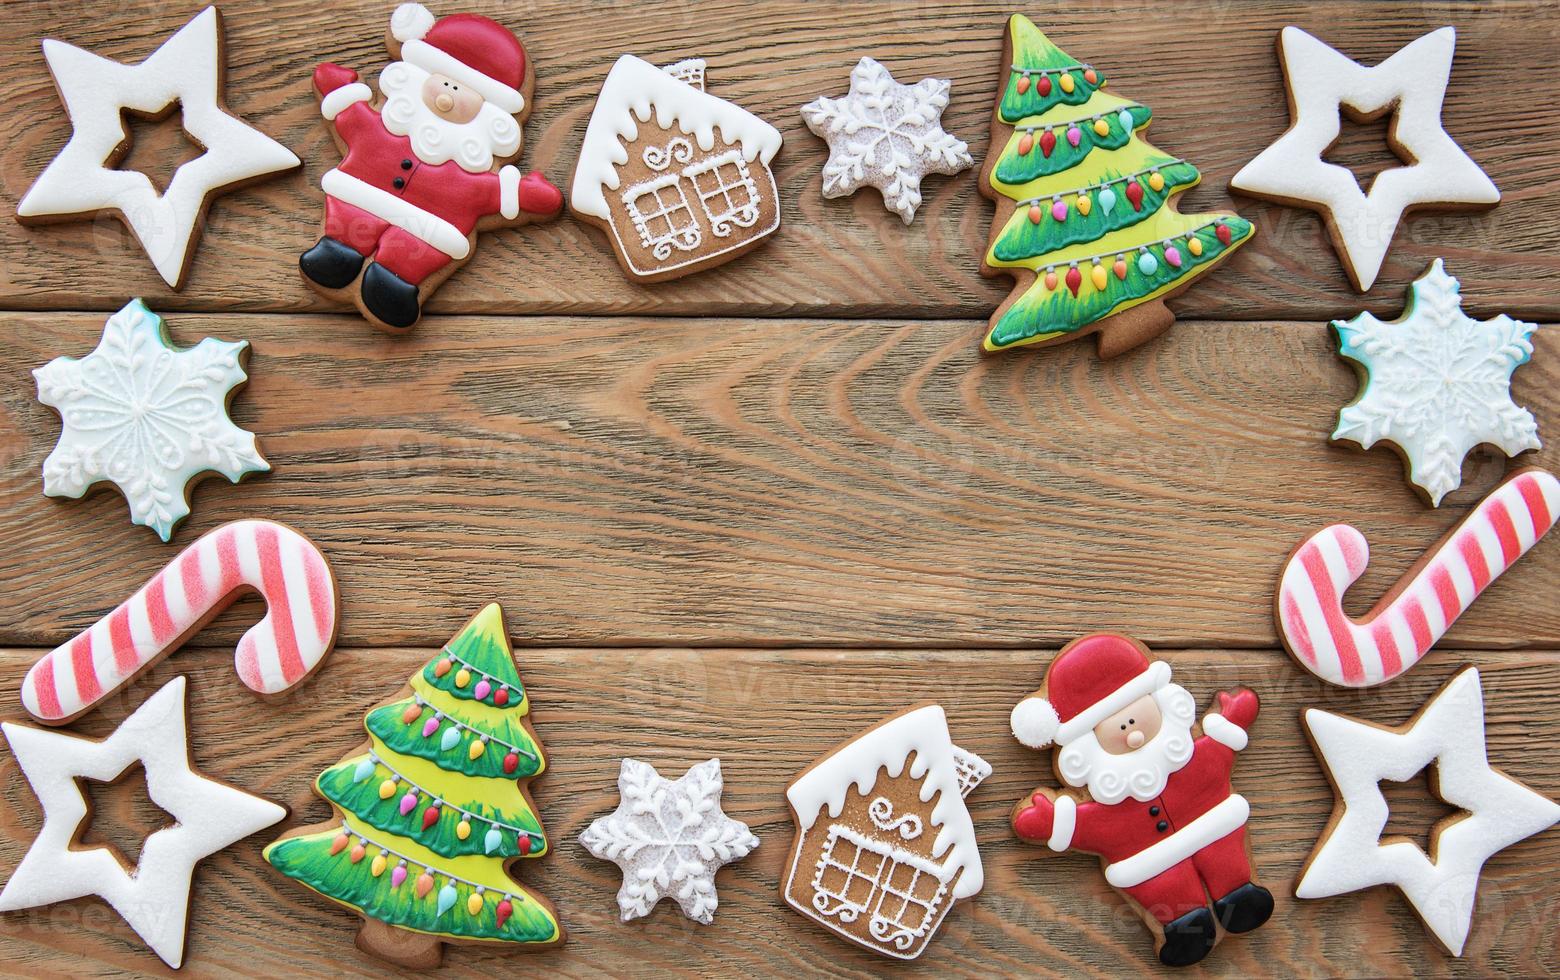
[1158,907,1217,967]
[1213,882,1274,934]
[360,262,422,330]
[300,237,365,289]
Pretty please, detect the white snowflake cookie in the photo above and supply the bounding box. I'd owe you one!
[801,57,973,224]
[34,299,270,540]
[579,758,758,924]
[1331,259,1539,506]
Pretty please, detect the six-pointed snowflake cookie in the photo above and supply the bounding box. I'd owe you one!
[579,758,758,924]
[1231,27,1498,291]
[1330,259,1539,506]
[801,57,972,224]
[34,299,270,540]
[0,677,287,969]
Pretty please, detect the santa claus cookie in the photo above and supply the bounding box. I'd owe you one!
[301,4,563,331]
[1009,634,1273,967]
[570,56,782,283]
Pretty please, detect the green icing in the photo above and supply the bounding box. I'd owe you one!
[994,104,1151,185]
[993,161,1201,261]
[421,605,527,709]
[317,760,543,860]
[986,217,1253,350]
[368,699,543,780]
[998,15,1104,123]
[265,831,559,945]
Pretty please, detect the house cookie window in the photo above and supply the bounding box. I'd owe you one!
[622,171,702,260]
[810,824,950,952]
[685,149,762,237]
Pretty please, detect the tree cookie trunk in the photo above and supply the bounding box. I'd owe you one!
[357,918,444,970]
[1093,299,1175,359]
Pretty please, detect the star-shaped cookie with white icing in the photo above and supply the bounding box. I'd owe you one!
[1231,27,1498,291]
[16,7,300,288]
[0,677,286,968]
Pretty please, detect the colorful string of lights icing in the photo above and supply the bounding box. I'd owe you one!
[328,821,530,924]
[1014,104,1145,139]
[401,694,539,768]
[431,646,518,707]
[1032,218,1236,297]
[1008,62,1101,98]
[1015,159,1187,214]
[351,749,541,851]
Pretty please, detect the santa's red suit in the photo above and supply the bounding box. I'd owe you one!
[1013,688,1257,923]
[309,10,560,287]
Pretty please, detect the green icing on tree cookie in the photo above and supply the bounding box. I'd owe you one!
[980,15,1254,354]
[421,603,528,710]
[263,603,560,953]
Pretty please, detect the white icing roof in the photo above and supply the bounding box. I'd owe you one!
[569,54,783,220]
[786,704,985,898]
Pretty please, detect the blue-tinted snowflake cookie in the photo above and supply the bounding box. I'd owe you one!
[34,300,270,540]
[1331,260,1539,506]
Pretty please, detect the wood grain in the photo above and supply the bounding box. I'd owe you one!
[1,313,1555,650]
[0,646,1553,978]
[0,1,1556,321]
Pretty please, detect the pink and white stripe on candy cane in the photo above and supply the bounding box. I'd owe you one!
[21,519,339,725]
[1277,468,1559,688]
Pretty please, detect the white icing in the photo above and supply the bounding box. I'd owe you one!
[320,82,372,120]
[1202,713,1248,751]
[786,704,985,899]
[1047,794,1076,852]
[1103,794,1250,889]
[1231,26,1498,291]
[15,7,300,288]
[499,165,521,219]
[578,758,758,925]
[33,299,269,541]
[320,168,470,259]
[570,54,782,220]
[799,57,972,224]
[0,677,286,968]
[1297,668,1560,956]
[1330,260,1539,506]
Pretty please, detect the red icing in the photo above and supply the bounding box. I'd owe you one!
[70,633,101,703]
[1458,533,1490,592]
[108,604,138,676]
[1280,592,1315,665]
[423,805,441,830]
[256,523,306,683]
[1300,543,1364,684]
[1126,180,1144,211]
[1518,471,1551,535]
[306,547,334,644]
[1039,129,1056,158]
[419,14,525,94]
[1488,498,1521,564]
[494,688,510,707]
[31,658,61,719]
[145,574,175,645]
[1037,74,1052,96]
[1403,596,1433,651]
[1429,565,1460,623]
[180,544,207,609]
[1370,619,1402,678]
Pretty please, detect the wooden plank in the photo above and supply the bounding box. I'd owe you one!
[1,1,1556,320]
[0,646,1553,977]
[1,313,1556,650]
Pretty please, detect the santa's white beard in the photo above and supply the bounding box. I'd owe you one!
[1056,684,1198,805]
[377,61,521,172]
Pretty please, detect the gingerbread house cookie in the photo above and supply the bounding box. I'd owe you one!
[570,55,782,282]
[782,703,989,960]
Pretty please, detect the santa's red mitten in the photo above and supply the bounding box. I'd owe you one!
[1215,688,1260,731]
[313,63,359,98]
[517,171,563,217]
[1012,792,1056,843]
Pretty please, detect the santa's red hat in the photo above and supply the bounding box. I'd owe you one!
[390,3,526,113]
[1011,634,1171,749]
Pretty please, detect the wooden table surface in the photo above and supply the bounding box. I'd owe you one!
[1,1,1556,976]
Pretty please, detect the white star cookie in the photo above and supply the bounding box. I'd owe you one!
[34,299,270,540]
[1231,27,1498,291]
[16,7,299,288]
[579,758,758,924]
[1331,260,1538,506]
[0,677,287,968]
[1297,668,1559,956]
[801,57,972,224]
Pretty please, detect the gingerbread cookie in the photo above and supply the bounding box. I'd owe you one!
[570,55,782,282]
[1231,27,1499,291]
[1330,260,1539,506]
[21,519,340,726]
[782,703,988,960]
[1298,667,1559,956]
[1009,634,1273,967]
[301,3,563,331]
[16,7,300,289]
[0,677,287,969]
[34,300,269,541]
[264,604,562,968]
[1278,468,1559,689]
[979,15,1253,358]
[800,57,972,224]
[579,758,759,924]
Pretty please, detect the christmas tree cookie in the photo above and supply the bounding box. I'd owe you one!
[978,16,1254,357]
[264,604,562,967]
